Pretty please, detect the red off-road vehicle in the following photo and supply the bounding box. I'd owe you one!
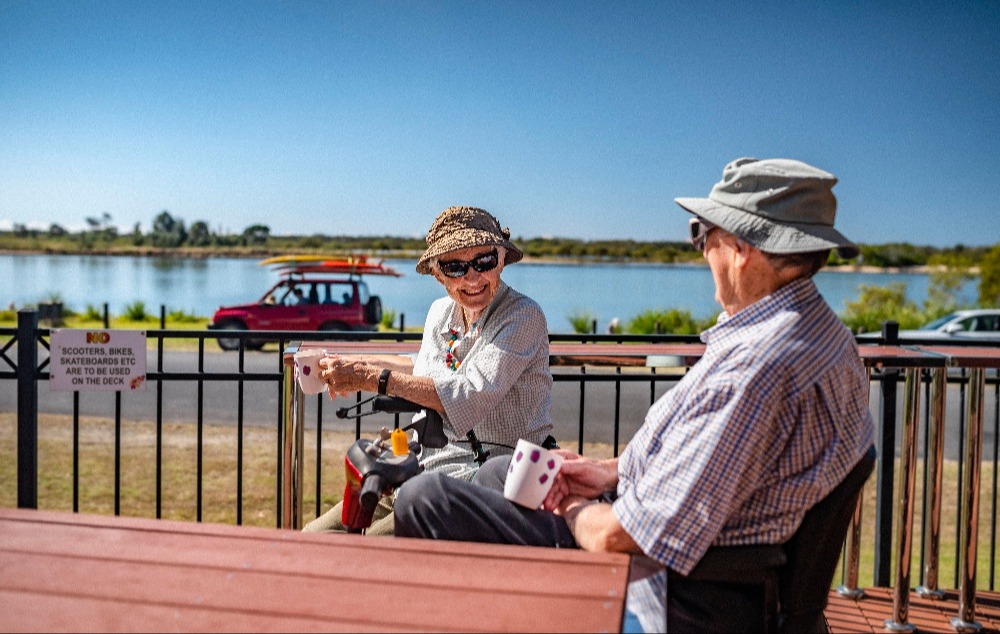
[208,256,401,351]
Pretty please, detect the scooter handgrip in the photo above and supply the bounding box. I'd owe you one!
[372,396,423,413]
[359,473,385,513]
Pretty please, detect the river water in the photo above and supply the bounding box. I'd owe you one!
[1,254,979,333]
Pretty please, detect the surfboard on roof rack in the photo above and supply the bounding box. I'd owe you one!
[259,255,402,277]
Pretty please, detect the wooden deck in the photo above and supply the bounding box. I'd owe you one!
[825,587,1000,633]
[3,508,999,632]
[0,508,629,633]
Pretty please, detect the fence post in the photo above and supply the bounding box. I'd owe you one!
[885,368,921,632]
[917,368,947,599]
[874,320,899,587]
[17,309,39,508]
[951,368,986,632]
[280,343,304,529]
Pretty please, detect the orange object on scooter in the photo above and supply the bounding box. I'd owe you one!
[391,428,409,456]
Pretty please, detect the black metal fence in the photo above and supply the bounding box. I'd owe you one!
[2,309,998,597]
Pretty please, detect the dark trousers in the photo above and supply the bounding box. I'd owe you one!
[394,455,577,548]
[666,577,769,633]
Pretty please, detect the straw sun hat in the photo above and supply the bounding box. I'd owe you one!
[415,206,524,275]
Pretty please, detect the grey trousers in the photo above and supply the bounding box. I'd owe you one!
[396,455,771,634]
[393,455,577,548]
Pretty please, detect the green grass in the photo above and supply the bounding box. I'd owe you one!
[0,413,354,526]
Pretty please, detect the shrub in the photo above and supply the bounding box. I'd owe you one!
[167,308,203,323]
[122,301,150,322]
[567,309,598,334]
[840,283,925,333]
[627,308,707,335]
[82,304,104,321]
[381,307,398,329]
[979,243,1000,307]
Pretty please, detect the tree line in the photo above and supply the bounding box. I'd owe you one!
[3,210,999,306]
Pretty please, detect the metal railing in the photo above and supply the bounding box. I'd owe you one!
[2,309,998,621]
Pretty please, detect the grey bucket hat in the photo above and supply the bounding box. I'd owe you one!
[675,157,860,259]
[416,206,524,275]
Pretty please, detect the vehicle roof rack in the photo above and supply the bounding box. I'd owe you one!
[259,254,403,278]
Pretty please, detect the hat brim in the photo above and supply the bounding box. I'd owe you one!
[416,228,523,274]
[675,197,860,260]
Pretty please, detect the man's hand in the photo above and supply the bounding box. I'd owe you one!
[542,451,619,512]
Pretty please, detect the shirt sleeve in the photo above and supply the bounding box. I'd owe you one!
[433,301,549,437]
[613,349,791,575]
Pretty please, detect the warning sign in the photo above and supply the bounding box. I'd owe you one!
[49,330,147,392]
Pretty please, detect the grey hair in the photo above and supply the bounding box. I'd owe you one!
[761,249,831,278]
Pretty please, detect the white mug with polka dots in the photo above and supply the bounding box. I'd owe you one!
[504,439,564,509]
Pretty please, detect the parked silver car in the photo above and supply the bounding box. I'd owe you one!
[860,309,1000,343]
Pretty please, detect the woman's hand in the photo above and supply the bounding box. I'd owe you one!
[319,354,377,398]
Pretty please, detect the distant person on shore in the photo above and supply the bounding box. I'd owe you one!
[304,206,554,535]
[393,158,876,632]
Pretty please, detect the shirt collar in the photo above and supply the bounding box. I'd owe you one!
[701,277,819,344]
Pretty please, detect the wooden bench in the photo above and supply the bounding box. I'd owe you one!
[0,508,629,633]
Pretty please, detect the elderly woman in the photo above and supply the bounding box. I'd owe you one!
[303,206,554,534]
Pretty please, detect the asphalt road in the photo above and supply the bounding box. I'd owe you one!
[2,348,996,460]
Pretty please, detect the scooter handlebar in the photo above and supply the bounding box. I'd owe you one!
[359,473,385,513]
[372,396,424,413]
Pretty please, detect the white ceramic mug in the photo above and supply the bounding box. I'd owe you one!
[503,439,564,509]
[293,349,328,395]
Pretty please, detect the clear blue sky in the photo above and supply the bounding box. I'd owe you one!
[2,0,998,247]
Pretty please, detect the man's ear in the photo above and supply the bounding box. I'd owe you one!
[732,239,755,270]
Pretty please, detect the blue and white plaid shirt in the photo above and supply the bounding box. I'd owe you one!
[614,277,874,631]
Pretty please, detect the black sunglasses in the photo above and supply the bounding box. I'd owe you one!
[689,217,717,252]
[438,249,500,278]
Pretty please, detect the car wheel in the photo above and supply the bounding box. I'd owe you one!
[215,321,248,351]
[365,296,382,326]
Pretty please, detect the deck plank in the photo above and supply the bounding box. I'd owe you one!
[826,587,1000,633]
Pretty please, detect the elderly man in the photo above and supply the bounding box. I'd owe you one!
[393,158,876,632]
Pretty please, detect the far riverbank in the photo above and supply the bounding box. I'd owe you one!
[0,247,978,275]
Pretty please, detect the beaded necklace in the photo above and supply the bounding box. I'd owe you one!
[445,328,462,371]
